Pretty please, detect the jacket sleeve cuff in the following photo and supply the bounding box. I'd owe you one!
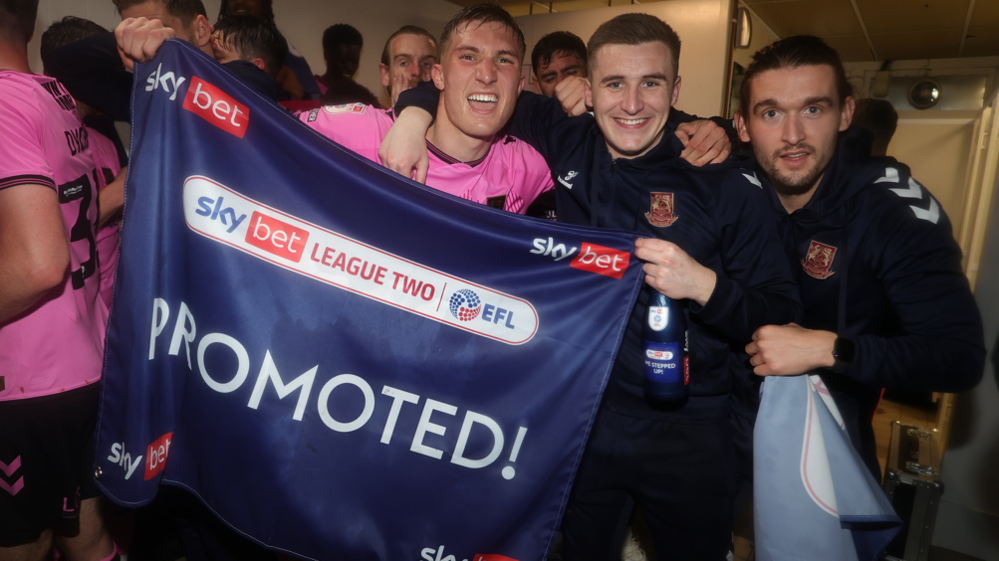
[689,271,734,325]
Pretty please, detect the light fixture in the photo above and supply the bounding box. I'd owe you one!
[736,7,752,49]
[908,78,941,109]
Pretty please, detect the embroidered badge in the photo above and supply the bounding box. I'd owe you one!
[645,192,679,227]
[486,195,507,210]
[801,240,837,279]
[322,103,366,115]
[307,108,320,122]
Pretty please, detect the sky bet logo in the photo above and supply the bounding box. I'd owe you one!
[531,237,630,280]
[183,176,538,344]
[182,76,249,137]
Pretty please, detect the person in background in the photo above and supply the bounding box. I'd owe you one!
[41,15,128,311]
[0,1,118,559]
[217,0,320,100]
[530,30,586,98]
[316,23,380,107]
[852,97,898,157]
[737,36,984,481]
[211,14,288,101]
[379,25,438,108]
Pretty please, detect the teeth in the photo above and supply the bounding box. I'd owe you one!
[468,94,498,103]
[617,118,647,125]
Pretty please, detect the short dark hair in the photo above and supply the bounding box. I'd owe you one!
[112,0,207,27]
[380,25,438,67]
[0,0,38,45]
[214,15,287,78]
[40,16,107,58]
[531,30,585,74]
[323,23,362,54]
[739,35,852,120]
[439,3,525,62]
[853,98,898,153]
[587,13,680,80]
[217,0,273,23]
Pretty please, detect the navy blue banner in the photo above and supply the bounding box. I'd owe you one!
[96,41,645,561]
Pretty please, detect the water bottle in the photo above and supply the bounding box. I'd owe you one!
[642,291,689,402]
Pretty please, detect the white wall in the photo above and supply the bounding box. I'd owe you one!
[28,0,462,108]
[515,0,735,119]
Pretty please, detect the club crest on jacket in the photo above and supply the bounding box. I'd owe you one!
[646,192,679,227]
[802,240,837,279]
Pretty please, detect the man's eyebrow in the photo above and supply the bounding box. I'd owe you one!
[753,96,834,114]
[600,73,669,83]
[540,70,558,80]
[803,96,834,106]
[453,45,480,54]
[495,49,520,61]
[753,98,779,114]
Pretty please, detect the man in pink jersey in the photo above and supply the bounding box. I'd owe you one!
[0,2,119,560]
[303,5,552,212]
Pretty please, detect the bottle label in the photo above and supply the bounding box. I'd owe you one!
[647,306,668,331]
[643,341,683,383]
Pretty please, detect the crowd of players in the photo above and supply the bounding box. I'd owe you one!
[0,0,987,560]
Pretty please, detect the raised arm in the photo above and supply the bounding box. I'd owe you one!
[43,32,133,122]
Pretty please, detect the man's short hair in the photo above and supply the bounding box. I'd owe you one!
[739,35,852,119]
[216,0,273,23]
[853,98,898,152]
[40,16,107,57]
[380,25,438,67]
[214,15,287,78]
[587,13,680,79]
[112,0,207,27]
[0,0,38,44]
[531,31,585,74]
[439,3,526,62]
[323,23,362,54]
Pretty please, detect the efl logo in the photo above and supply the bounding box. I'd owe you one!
[449,289,482,321]
[245,212,310,263]
[570,242,630,279]
[144,432,174,481]
[182,76,249,138]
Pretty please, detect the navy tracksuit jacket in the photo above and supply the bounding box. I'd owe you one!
[757,128,985,478]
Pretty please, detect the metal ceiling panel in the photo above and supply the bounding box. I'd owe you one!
[870,28,963,60]
[822,34,877,61]
[971,1,999,27]
[962,25,999,58]
[747,0,864,39]
[857,0,969,35]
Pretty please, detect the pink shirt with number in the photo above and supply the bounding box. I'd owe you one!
[299,103,554,213]
[0,72,107,401]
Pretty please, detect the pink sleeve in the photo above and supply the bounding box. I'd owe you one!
[299,104,392,164]
[0,94,55,191]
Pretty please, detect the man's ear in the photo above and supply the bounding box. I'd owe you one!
[516,73,524,96]
[671,75,682,108]
[840,96,856,131]
[250,57,266,72]
[584,78,593,109]
[379,63,391,88]
[431,63,444,90]
[735,111,751,143]
[190,15,213,53]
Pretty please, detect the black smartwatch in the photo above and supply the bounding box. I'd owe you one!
[829,335,855,373]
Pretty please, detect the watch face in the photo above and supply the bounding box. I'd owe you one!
[835,337,856,363]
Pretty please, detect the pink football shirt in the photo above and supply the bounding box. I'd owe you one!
[89,127,123,310]
[0,72,107,400]
[299,103,554,213]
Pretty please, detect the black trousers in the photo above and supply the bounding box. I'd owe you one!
[561,408,736,561]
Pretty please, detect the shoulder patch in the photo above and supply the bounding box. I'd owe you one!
[322,103,367,115]
[307,108,319,122]
[741,172,762,188]
[874,167,941,224]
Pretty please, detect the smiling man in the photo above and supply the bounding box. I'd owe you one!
[301,4,552,213]
[384,12,800,559]
[736,36,984,480]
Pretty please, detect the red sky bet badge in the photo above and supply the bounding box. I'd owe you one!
[645,192,678,227]
[802,240,837,279]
